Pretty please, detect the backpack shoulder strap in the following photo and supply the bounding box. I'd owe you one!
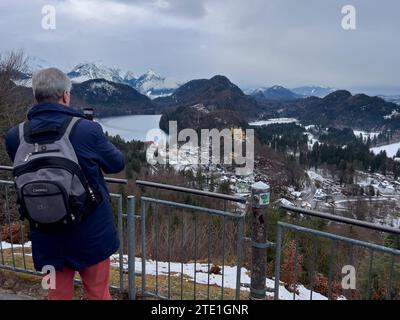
[18,122,26,145]
[63,117,82,139]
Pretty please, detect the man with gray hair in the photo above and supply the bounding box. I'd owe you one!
[31,67,72,104]
[5,68,125,300]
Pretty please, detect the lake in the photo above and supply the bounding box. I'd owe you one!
[96,114,166,142]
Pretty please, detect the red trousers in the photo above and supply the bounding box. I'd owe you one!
[47,258,112,300]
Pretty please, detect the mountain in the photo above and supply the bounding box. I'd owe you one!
[70,79,158,117]
[291,86,337,98]
[159,103,248,133]
[156,75,259,114]
[157,75,259,132]
[67,62,124,84]
[278,90,400,130]
[133,70,179,99]
[67,63,179,99]
[248,86,302,101]
[123,71,137,86]
[380,95,400,105]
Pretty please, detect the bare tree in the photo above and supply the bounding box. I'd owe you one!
[0,49,33,165]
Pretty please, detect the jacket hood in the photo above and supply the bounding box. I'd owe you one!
[27,103,85,120]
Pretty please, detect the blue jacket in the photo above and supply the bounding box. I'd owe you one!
[5,103,125,271]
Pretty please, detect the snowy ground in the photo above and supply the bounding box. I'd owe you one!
[0,241,31,250]
[110,255,329,300]
[1,237,342,300]
[305,132,319,150]
[249,118,299,126]
[371,141,400,158]
[353,130,380,141]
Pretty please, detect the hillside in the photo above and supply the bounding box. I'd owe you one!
[248,86,302,101]
[70,79,158,117]
[159,103,248,133]
[156,75,263,131]
[155,75,260,116]
[272,90,400,130]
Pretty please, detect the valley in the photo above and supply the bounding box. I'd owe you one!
[12,57,400,230]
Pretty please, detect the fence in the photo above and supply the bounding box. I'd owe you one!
[1,164,400,300]
[132,180,246,300]
[275,205,400,300]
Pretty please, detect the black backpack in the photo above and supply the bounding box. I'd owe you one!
[12,116,100,231]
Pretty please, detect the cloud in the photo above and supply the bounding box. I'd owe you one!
[59,0,207,19]
[0,0,399,93]
[129,0,207,19]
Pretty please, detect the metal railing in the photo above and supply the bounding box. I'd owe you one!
[1,163,400,300]
[275,205,400,300]
[132,180,246,300]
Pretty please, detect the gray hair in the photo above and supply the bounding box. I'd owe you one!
[32,68,72,103]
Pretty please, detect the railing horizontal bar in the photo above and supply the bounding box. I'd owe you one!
[0,165,128,185]
[141,197,245,219]
[278,222,400,255]
[280,204,400,235]
[109,193,122,198]
[0,180,14,186]
[0,265,42,277]
[104,177,128,185]
[136,180,247,203]
[142,291,169,300]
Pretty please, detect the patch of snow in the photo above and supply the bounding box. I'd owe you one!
[1,241,31,250]
[353,130,380,141]
[190,104,209,114]
[371,142,400,158]
[279,198,296,207]
[250,118,299,126]
[110,255,330,300]
[307,170,325,183]
[314,189,328,200]
[384,110,400,119]
[90,81,118,95]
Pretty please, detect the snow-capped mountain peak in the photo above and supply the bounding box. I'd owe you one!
[134,69,180,99]
[123,70,136,82]
[136,69,165,85]
[67,62,123,84]
[15,57,181,99]
[144,69,158,77]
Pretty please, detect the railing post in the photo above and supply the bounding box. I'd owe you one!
[117,196,124,291]
[250,181,270,300]
[141,199,146,296]
[274,223,282,300]
[235,217,244,300]
[127,196,136,300]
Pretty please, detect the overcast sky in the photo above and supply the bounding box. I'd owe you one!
[0,0,399,94]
